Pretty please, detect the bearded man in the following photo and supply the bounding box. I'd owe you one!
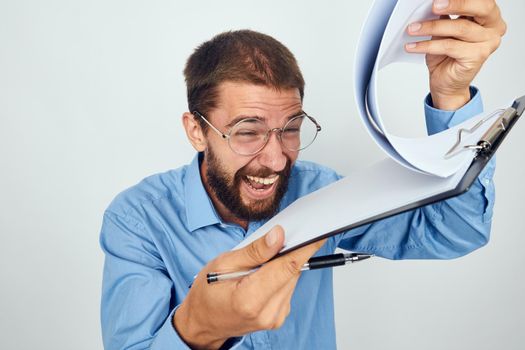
[100,1,507,349]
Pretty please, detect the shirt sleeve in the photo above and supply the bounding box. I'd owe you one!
[337,87,496,259]
[100,210,188,349]
[424,86,483,135]
[100,210,245,349]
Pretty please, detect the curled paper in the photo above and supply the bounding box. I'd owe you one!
[354,0,496,178]
[234,0,505,253]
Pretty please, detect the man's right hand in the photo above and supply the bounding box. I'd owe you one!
[173,225,326,349]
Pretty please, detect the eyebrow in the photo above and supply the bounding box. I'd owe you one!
[225,115,263,129]
[225,111,305,129]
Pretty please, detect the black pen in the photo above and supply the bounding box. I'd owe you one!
[206,253,373,284]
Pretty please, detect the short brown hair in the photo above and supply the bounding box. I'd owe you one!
[184,30,305,129]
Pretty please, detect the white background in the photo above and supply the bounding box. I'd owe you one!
[1,1,523,349]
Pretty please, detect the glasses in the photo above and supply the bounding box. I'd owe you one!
[193,110,322,156]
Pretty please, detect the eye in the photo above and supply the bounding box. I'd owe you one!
[234,129,259,137]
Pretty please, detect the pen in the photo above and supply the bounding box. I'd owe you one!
[206,253,373,284]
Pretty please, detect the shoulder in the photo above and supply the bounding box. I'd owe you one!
[288,160,341,196]
[292,160,341,180]
[292,159,338,174]
[105,164,189,219]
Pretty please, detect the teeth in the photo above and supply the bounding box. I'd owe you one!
[246,175,279,185]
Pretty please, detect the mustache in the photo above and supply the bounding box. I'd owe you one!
[236,160,292,179]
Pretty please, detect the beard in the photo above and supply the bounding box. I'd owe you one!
[204,148,292,222]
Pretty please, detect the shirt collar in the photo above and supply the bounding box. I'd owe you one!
[184,153,222,232]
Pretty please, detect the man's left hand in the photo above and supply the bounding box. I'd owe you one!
[406,0,507,110]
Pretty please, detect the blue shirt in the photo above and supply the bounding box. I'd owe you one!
[100,89,495,349]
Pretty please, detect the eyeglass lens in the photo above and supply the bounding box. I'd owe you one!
[228,116,319,155]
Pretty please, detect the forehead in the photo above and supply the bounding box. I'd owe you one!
[213,81,302,123]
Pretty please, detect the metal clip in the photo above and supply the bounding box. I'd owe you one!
[444,109,505,159]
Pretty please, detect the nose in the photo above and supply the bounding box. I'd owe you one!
[256,130,288,172]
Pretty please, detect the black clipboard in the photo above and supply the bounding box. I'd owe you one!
[277,95,525,257]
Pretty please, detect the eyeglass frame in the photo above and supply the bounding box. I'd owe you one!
[192,110,322,156]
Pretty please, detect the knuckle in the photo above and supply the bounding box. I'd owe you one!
[455,0,467,12]
[457,20,470,37]
[256,314,276,330]
[283,258,301,276]
[485,28,497,42]
[428,20,437,33]
[442,38,456,51]
[233,298,261,320]
[206,254,227,274]
[500,20,507,36]
[245,242,265,263]
[485,0,496,16]
[212,253,228,267]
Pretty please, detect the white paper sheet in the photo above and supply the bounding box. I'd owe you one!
[235,158,471,252]
[356,0,498,178]
[233,0,504,253]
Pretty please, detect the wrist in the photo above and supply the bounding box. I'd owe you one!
[429,88,471,111]
[173,303,227,350]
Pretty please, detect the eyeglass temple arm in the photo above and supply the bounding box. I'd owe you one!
[192,111,229,139]
[305,114,322,132]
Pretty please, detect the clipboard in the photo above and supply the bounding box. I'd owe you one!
[273,95,525,257]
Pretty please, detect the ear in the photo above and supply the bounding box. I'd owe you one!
[182,112,207,152]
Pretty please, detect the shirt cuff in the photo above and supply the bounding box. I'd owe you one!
[150,306,246,349]
[424,86,483,135]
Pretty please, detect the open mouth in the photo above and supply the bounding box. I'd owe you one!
[242,174,279,198]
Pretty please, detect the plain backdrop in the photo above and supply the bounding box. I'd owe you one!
[1,1,523,349]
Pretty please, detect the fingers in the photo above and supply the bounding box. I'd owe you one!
[406,37,499,63]
[252,275,298,329]
[227,238,326,331]
[408,18,494,43]
[235,238,327,301]
[250,244,322,330]
[262,238,328,283]
[218,225,285,271]
[432,0,506,32]
[433,0,496,21]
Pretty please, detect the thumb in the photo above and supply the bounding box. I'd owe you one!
[227,225,284,270]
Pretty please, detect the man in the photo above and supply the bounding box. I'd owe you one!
[100,1,506,349]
